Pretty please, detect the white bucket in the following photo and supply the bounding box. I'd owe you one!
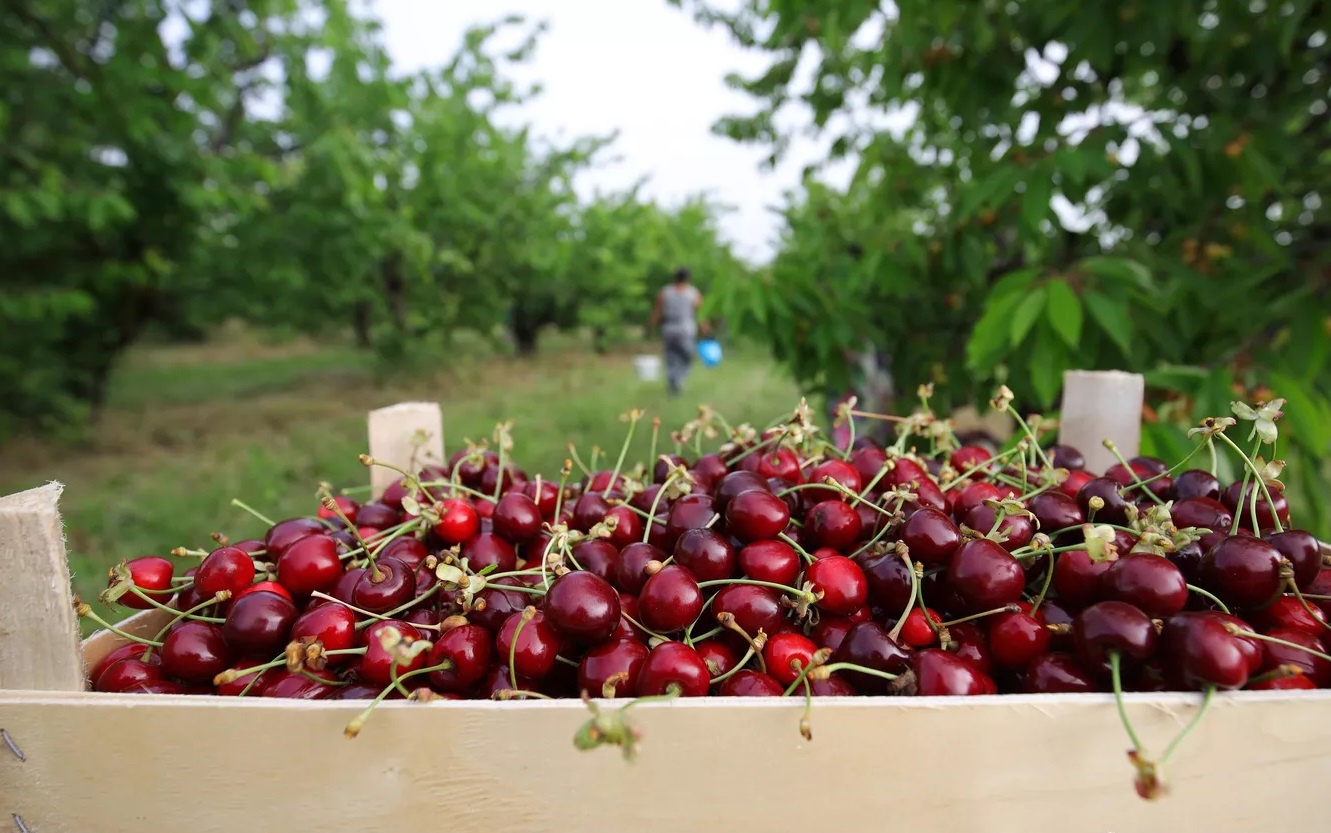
[633,354,662,382]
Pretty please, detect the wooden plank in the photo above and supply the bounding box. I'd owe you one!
[366,402,445,500]
[1057,369,1145,474]
[2,687,1331,833]
[0,483,85,692]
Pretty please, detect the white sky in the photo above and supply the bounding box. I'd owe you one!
[373,0,855,263]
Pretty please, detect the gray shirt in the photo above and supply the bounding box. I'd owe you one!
[660,283,701,339]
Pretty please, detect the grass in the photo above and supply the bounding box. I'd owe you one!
[0,325,803,634]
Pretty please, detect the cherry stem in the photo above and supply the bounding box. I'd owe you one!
[1123,438,1208,496]
[777,532,816,565]
[717,613,768,672]
[1003,404,1054,471]
[643,466,681,543]
[697,577,807,598]
[1214,431,1283,534]
[1029,544,1056,613]
[1284,580,1331,633]
[1109,651,1146,755]
[124,585,224,622]
[1185,584,1232,614]
[816,661,898,681]
[309,586,443,631]
[939,445,1025,492]
[145,592,232,659]
[76,603,164,647]
[1227,625,1331,662]
[723,433,782,467]
[620,684,682,712]
[1102,441,1165,506]
[1158,685,1216,768]
[647,417,661,476]
[687,625,724,645]
[493,688,553,701]
[885,550,918,643]
[620,611,671,643]
[913,562,944,640]
[554,460,572,521]
[509,607,536,690]
[230,498,276,528]
[566,443,593,478]
[345,659,454,739]
[589,446,603,472]
[940,604,1019,628]
[216,656,287,685]
[603,411,642,498]
[707,645,756,685]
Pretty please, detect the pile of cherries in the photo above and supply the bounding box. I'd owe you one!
[84,397,1329,796]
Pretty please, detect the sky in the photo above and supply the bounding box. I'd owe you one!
[371,0,855,263]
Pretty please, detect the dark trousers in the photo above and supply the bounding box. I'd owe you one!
[663,331,695,395]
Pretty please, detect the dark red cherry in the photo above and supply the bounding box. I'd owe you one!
[263,668,340,700]
[673,528,737,582]
[1170,497,1234,533]
[1172,469,1222,501]
[495,610,564,680]
[1051,550,1113,608]
[1076,477,1131,526]
[492,492,543,543]
[358,620,426,687]
[952,481,1002,519]
[160,622,232,684]
[460,532,517,573]
[352,556,415,613]
[803,500,863,551]
[1250,595,1326,636]
[1160,611,1251,690]
[664,494,717,550]
[355,502,399,530]
[1073,601,1157,672]
[712,471,769,514]
[1257,626,1331,686]
[711,584,786,637]
[195,546,257,599]
[753,447,803,483]
[1198,534,1284,610]
[1221,481,1290,532]
[264,517,326,560]
[570,492,611,532]
[946,539,1025,613]
[289,602,358,662]
[1047,445,1086,470]
[1266,529,1322,590]
[636,642,711,696]
[725,490,791,544]
[1167,541,1205,584]
[951,444,993,475]
[222,590,298,657]
[568,539,617,583]
[913,649,995,695]
[476,662,540,700]
[638,564,704,633]
[376,537,429,571]
[806,459,863,503]
[1027,492,1084,542]
[613,542,668,594]
[737,540,800,586]
[811,616,855,654]
[1022,651,1097,693]
[1101,553,1188,617]
[830,621,910,693]
[810,673,858,696]
[718,669,785,696]
[948,622,994,675]
[988,611,1051,670]
[543,571,621,645]
[961,504,1034,552]
[685,453,725,490]
[694,639,740,678]
[426,623,492,693]
[275,534,343,599]
[805,555,868,615]
[470,576,529,632]
[578,639,649,698]
[862,550,914,612]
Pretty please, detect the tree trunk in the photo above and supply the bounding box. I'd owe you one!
[352,300,372,348]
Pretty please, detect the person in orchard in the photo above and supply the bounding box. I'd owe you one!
[649,268,707,397]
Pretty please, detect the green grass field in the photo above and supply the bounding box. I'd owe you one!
[0,326,803,633]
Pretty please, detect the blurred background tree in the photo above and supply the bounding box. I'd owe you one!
[679,0,1331,533]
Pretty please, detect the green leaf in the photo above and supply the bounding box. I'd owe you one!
[1021,174,1051,238]
[1045,279,1083,348]
[966,291,1024,372]
[1268,371,1331,451]
[1080,257,1154,293]
[1083,291,1132,356]
[1027,328,1063,410]
[955,166,1023,221]
[988,266,1041,305]
[1009,285,1047,347]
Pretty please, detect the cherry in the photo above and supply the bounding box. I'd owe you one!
[862,550,913,612]
[290,602,358,662]
[157,622,230,684]
[1101,553,1188,617]
[223,590,298,657]
[712,470,769,515]
[403,606,440,629]
[690,453,729,490]
[803,500,863,551]
[1021,652,1097,693]
[805,459,863,504]
[738,539,800,586]
[460,532,518,573]
[1167,541,1205,584]
[718,670,785,696]
[762,632,818,685]
[578,639,649,698]
[477,662,540,699]
[358,620,427,687]
[570,492,612,532]
[694,639,741,677]
[949,622,994,675]
[195,546,256,599]
[830,621,910,692]
[673,528,737,582]
[234,580,292,604]
[638,564,704,633]
[913,649,995,695]
[952,481,1002,519]
[317,494,360,523]
[566,539,615,583]
[1249,672,1316,691]
[1258,626,1331,686]
[1073,601,1157,673]
[810,616,854,653]
[1160,611,1251,690]
[1248,595,1326,636]
[492,493,542,543]
[961,504,1034,552]
[805,555,868,615]
[1172,469,1222,501]
[544,571,621,645]
[267,517,330,558]
[951,444,993,474]
[1198,534,1283,610]
[664,494,717,549]
[215,664,275,696]
[264,667,340,700]
[752,447,803,483]
[988,611,1051,670]
[1266,529,1322,590]
[1027,492,1084,542]
[1076,477,1131,526]
[1209,612,1265,674]
[725,490,791,544]
[1052,549,1113,608]
[114,556,175,610]
[711,584,786,637]
[424,623,492,693]
[613,542,668,594]
[1057,468,1095,500]
[275,534,343,598]
[636,642,711,697]
[604,505,643,548]
[355,502,399,530]
[495,610,564,680]
[95,657,165,693]
[350,557,414,612]
[898,607,943,648]
[1047,445,1086,470]
[377,537,429,571]
[91,643,153,686]
[1170,497,1234,533]
[1221,481,1290,531]
[946,539,1025,613]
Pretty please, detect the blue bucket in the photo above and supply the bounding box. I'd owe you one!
[697,338,723,367]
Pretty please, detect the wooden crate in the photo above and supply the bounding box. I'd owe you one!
[3,376,1331,833]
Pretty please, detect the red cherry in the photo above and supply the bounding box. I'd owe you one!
[1057,468,1095,499]
[1159,611,1251,690]
[754,447,803,483]
[95,657,164,692]
[945,539,1025,613]
[901,508,961,564]
[1022,652,1097,693]
[425,623,492,693]
[638,564,704,633]
[1257,626,1331,686]
[1198,534,1284,610]
[264,517,326,559]
[613,542,667,594]
[290,602,358,663]
[578,639,649,698]
[222,590,298,657]
[1249,672,1317,690]
[376,537,429,571]
[830,621,910,692]
[1266,529,1323,590]
[459,532,518,573]
[899,607,943,648]
[988,611,1051,670]
[673,528,737,582]
[195,546,256,599]
[160,622,232,684]
[805,459,862,503]
[275,535,342,598]
[711,583,786,637]
[712,470,769,515]
[317,495,360,523]
[495,610,564,680]
[803,500,863,551]
[738,540,800,586]
[635,642,711,696]
[952,481,1002,519]
[91,643,153,686]
[694,639,740,677]
[359,621,427,687]
[691,454,730,490]
[810,674,858,696]
[114,556,175,610]
[264,667,340,700]
[718,669,785,696]
[1101,553,1188,617]
[951,445,993,474]
[492,493,542,543]
[1073,601,1157,673]
[236,580,292,604]
[805,555,867,615]
[913,649,995,695]
[543,571,621,645]
[604,505,643,548]
[1249,595,1327,636]
[351,556,415,613]
[725,490,791,544]
[1051,549,1112,608]
[762,632,818,685]
[949,622,994,675]
[216,664,276,696]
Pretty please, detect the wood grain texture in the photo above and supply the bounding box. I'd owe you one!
[3,687,1330,833]
[0,482,85,692]
[366,402,444,499]
[1058,370,1145,474]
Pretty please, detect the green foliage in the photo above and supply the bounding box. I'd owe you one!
[1,1,746,438]
[676,0,1331,535]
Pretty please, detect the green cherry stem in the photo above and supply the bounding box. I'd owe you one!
[1157,685,1217,768]
[1226,625,1331,662]
[1109,651,1145,754]
[230,499,277,528]
[1213,431,1284,534]
[603,410,643,498]
[885,550,918,644]
[1102,441,1165,506]
[1185,584,1232,614]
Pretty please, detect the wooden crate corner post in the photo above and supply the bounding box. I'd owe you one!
[366,402,445,499]
[0,482,86,692]
[1056,369,1145,475]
